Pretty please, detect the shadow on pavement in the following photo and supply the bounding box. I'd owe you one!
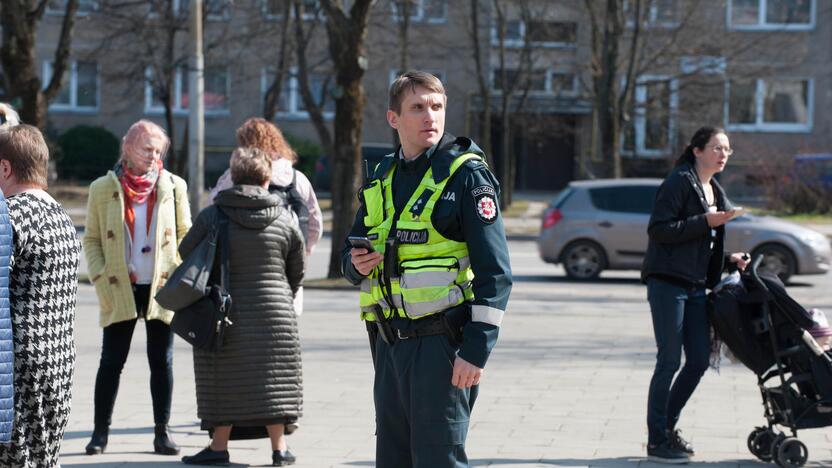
[514,275,642,285]
[470,457,772,466]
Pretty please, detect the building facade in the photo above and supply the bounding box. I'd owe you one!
[23,0,831,197]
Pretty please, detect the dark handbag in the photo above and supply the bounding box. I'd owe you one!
[170,210,233,352]
[155,180,216,311]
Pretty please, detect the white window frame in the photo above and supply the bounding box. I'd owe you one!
[680,55,726,75]
[261,67,335,121]
[43,60,100,113]
[625,0,680,29]
[145,66,230,116]
[621,75,679,158]
[490,68,578,96]
[263,0,321,21]
[173,0,231,21]
[727,0,815,31]
[725,77,813,133]
[46,0,98,16]
[490,19,577,49]
[391,0,448,24]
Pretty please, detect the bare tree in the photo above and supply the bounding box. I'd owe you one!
[467,0,492,162]
[491,0,536,206]
[263,0,294,121]
[0,0,79,128]
[293,0,334,157]
[319,0,373,278]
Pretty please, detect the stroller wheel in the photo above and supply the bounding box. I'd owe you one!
[776,438,808,468]
[770,433,787,464]
[748,428,775,461]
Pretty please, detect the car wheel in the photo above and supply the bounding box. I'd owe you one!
[561,240,606,280]
[752,243,796,283]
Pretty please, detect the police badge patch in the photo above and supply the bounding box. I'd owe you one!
[472,185,498,223]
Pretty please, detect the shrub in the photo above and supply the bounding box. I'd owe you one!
[284,133,321,181]
[57,125,120,181]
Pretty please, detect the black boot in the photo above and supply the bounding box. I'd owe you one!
[85,427,108,455]
[182,447,230,466]
[153,423,180,455]
[272,449,296,466]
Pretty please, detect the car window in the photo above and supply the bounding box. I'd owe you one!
[589,186,657,214]
[550,187,575,209]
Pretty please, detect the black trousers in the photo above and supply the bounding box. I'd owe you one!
[374,318,477,468]
[92,284,174,429]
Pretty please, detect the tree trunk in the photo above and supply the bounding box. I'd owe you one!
[320,0,373,278]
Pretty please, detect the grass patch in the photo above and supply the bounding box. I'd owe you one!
[502,199,531,218]
[749,208,832,223]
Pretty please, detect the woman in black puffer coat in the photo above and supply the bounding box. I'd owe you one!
[179,147,305,467]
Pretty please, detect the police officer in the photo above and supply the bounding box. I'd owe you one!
[341,71,512,467]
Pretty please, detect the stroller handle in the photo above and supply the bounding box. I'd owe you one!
[749,254,769,293]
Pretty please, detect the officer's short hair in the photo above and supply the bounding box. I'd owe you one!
[230,147,272,186]
[388,70,446,114]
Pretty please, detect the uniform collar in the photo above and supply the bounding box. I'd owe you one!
[428,133,485,183]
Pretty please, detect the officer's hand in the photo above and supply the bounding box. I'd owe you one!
[730,252,750,271]
[452,356,483,389]
[351,248,383,276]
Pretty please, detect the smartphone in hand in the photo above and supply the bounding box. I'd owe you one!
[348,236,376,253]
[728,206,746,220]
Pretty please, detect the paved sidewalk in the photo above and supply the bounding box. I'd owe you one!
[58,240,831,467]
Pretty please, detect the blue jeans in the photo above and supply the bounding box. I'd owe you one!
[646,278,710,446]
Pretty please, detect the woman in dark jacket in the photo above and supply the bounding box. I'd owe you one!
[642,127,749,464]
[179,148,305,466]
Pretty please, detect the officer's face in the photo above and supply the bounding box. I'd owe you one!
[387,86,446,160]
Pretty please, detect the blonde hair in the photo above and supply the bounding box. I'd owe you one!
[0,125,50,189]
[230,147,272,186]
[235,117,297,163]
[121,120,170,162]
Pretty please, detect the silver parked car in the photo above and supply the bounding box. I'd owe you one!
[537,179,832,282]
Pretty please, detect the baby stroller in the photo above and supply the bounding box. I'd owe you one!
[709,256,832,468]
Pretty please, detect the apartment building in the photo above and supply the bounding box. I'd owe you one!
[25,0,831,195]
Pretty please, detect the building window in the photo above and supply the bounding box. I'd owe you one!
[391,0,447,23]
[492,20,577,48]
[173,0,231,20]
[728,0,814,30]
[623,77,678,157]
[626,0,679,27]
[262,68,334,119]
[145,66,230,115]
[43,60,99,112]
[263,0,319,20]
[726,78,812,132]
[47,0,98,15]
[491,69,576,95]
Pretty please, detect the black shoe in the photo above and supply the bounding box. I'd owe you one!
[647,443,690,464]
[181,447,230,466]
[272,449,296,466]
[153,424,181,455]
[85,428,108,455]
[667,428,695,455]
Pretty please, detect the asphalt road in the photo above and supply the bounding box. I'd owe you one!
[58,239,832,467]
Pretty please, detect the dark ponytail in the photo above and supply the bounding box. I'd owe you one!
[675,126,726,166]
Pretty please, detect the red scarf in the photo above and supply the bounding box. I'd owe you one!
[117,159,162,239]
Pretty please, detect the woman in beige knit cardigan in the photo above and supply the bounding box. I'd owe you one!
[82,120,191,456]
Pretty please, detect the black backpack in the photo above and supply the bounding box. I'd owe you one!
[269,169,310,243]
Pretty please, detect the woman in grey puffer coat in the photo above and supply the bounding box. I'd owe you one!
[179,148,305,467]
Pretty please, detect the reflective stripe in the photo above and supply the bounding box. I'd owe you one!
[471,305,504,326]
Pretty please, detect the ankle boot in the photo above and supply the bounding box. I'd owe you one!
[153,423,181,455]
[85,427,109,455]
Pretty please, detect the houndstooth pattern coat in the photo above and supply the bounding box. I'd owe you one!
[0,191,80,467]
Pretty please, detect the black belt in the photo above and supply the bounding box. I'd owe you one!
[390,314,464,343]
